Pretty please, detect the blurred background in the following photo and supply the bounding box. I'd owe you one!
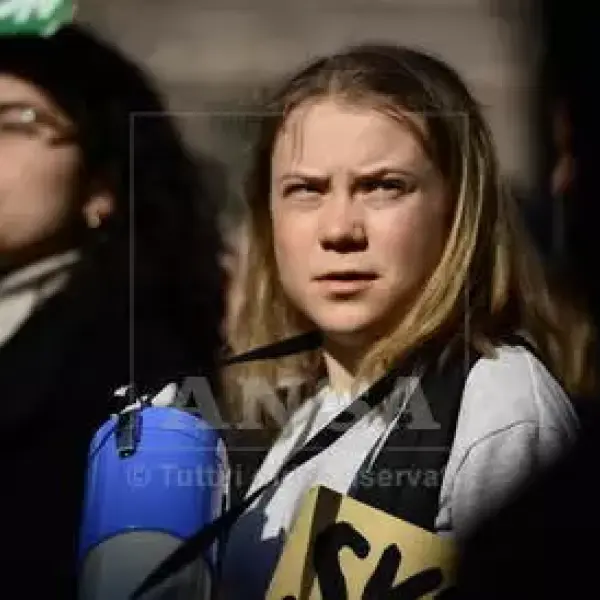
[77,0,541,226]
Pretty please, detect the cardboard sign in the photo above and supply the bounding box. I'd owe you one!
[267,485,458,600]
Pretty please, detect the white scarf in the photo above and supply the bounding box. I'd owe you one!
[0,249,81,348]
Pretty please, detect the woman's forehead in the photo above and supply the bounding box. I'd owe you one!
[272,99,429,176]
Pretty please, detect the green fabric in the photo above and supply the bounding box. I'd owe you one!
[0,0,73,37]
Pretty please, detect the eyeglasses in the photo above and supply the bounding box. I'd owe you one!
[0,102,77,146]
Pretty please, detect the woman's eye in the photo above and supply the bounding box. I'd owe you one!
[283,183,321,197]
[0,110,39,136]
[359,178,414,197]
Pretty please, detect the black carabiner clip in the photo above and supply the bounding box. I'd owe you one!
[115,408,142,458]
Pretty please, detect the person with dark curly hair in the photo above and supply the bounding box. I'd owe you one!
[0,25,225,596]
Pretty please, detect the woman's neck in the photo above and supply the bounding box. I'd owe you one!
[322,335,371,393]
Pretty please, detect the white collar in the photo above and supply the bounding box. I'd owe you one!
[0,249,81,347]
[0,249,80,296]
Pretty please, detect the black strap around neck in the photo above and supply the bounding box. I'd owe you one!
[132,333,537,597]
[350,345,481,531]
[350,334,542,531]
[220,331,323,366]
[131,340,431,598]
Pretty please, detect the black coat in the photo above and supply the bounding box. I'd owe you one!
[0,268,204,597]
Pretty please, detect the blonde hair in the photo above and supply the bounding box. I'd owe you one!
[225,44,596,429]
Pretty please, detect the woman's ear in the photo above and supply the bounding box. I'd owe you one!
[82,189,115,229]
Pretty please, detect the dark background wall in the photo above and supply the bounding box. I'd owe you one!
[77,0,538,220]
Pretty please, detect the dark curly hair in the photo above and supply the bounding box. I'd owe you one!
[0,24,225,379]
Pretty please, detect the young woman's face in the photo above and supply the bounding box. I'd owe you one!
[270,99,449,345]
[0,74,81,269]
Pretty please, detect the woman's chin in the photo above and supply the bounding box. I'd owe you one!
[312,314,384,344]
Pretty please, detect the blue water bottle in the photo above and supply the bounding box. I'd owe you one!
[78,403,228,600]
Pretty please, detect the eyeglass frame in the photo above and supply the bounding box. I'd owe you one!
[0,101,78,146]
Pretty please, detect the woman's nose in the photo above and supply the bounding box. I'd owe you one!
[318,190,367,252]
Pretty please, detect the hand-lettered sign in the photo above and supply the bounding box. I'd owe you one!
[267,485,458,600]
